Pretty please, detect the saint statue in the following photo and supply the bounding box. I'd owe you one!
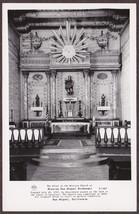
[35,95,40,107]
[65,75,74,95]
[101,94,106,106]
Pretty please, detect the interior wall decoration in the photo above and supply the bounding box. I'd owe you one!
[50,21,88,64]
[91,71,115,119]
[11,9,128,123]
[27,72,48,119]
[92,30,118,51]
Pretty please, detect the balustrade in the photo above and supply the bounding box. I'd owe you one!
[9,128,44,148]
[95,126,131,147]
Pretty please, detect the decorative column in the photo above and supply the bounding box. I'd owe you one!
[83,70,90,119]
[111,70,118,119]
[45,71,51,118]
[50,70,57,119]
[22,71,29,120]
[90,70,95,121]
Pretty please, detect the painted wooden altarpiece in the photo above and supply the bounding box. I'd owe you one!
[8,9,129,132]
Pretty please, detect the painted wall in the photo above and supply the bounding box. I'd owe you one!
[91,71,115,120]
[19,25,123,122]
[20,27,120,55]
[9,23,20,126]
[120,24,130,122]
[27,72,49,120]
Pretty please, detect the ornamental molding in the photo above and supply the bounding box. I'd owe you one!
[13,10,128,22]
[20,51,50,69]
[9,9,129,34]
[90,55,120,65]
[16,21,124,33]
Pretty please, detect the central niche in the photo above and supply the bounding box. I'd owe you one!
[56,71,84,118]
[65,75,74,95]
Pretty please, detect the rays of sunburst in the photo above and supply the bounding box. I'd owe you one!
[50,46,62,51]
[59,26,67,45]
[50,38,63,49]
[76,50,87,53]
[72,56,78,63]
[60,57,66,64]
[51,51,62,54]
[51,54,63,59]
[52,30,65,46]
[51,21,88,64]
[76,53,86,59]
[75,37,87,48]
[56,55,65,62]
[70,26,77,45]
[73,28,84,46]
[73,55,82,63]
[66,21,70,44]
[76,43,88,50]
[64,58,68,63]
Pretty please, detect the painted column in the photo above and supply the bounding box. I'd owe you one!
[90,70,95,121]
[111,70,118,119]
[22,71,29,120]
[83,70,90,119]
[45,71,51,117]
[50,70,57,119]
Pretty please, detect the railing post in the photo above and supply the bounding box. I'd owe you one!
[11,129,15,147]
[124,127,128,147]
[18,130,21,147]
[32,129,35,147]
[25,129,28,148]
[104,128,108,145]
[118,128,121,147]
[38,129,42,148]
[111,128,114,146]
[97,128,101,146]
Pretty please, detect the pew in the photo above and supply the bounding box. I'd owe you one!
[95,126,131,180]
[9,128,44,180]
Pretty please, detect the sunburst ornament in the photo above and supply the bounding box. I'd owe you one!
[50,21,88,64]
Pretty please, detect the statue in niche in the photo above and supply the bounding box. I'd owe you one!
[101,94,106,106]
[35,95,40,107]
[65,75,74,95]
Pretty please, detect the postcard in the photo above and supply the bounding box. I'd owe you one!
[2,3,137,212]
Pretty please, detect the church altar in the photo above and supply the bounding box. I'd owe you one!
[50,121,91,133]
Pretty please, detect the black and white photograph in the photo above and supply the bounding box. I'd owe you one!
[2,3,137,212]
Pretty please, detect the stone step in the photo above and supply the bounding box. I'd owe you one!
[50,133,91,139]
[31,155,108,168]
[39,153,94,160]
[40,147,96,154]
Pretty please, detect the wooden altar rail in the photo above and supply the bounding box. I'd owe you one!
[9,128,44,148]
[95,126,131,147]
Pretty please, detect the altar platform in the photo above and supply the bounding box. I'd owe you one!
[50,118,91,133]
